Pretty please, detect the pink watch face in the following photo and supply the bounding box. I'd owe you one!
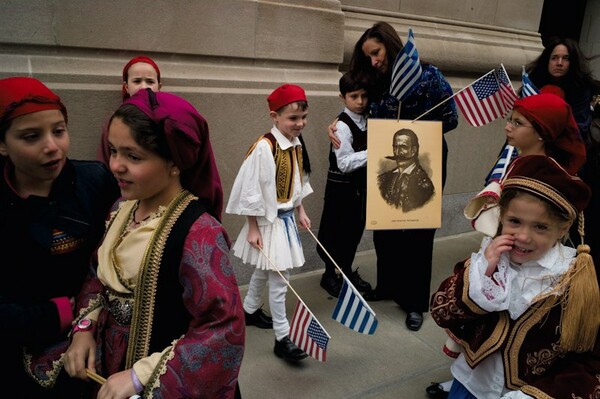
[78,319,92,329]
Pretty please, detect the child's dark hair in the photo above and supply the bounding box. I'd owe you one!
[339,72,366,96]
[110,104,171,160]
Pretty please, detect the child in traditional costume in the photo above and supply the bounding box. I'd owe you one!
[431,155,600,398]
[226,84,312,361]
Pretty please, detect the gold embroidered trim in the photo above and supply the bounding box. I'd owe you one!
[504,296,558,389]
[503,177,577,220]
[125,190,195,368]
[145,336,182,399]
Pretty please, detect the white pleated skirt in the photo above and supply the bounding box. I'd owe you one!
[232,209,305,271]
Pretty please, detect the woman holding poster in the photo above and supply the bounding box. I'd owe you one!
[329,21,458,331]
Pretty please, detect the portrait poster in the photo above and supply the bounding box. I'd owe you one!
[366,119,442,230]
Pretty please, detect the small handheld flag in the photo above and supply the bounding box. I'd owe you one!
[497,64,518,115]
[332,275,378,335]
[389,27,422,101]
[484,144,518,185]
[455,70,506,127]
[289,300,330,362]
[521,66,540,98]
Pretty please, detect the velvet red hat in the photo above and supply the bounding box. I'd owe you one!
[121,55,161,101]
[267,84,307,111]
[122,89,224,220]
[502,155,590,219]
[512,93,585,174]
[0,77,67,125]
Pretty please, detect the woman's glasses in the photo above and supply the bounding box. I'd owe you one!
[506,117,533,128]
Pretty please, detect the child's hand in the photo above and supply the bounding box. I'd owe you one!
[483,234,515,276]
[246,228,263,249]
[296,205,311,229]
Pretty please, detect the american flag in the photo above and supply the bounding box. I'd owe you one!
[521,66,540,97]
[389,27,422,101]
[455,71,506,127]
[332,275,378,335]
[289,300,330,362]
[497,64,518,115]
[484,144,518,185]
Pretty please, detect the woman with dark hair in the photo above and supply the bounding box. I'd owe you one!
[524,37,600,139]
[329,21,458,331]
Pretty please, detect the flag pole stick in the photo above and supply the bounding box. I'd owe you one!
[258,247,331,337]
[411,69,495,122]
[305,229,375,314]
[305,229,346,277]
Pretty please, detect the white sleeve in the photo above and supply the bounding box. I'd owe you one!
[225,140,278,222]
[500,390,534,399]
[467,237,512,312]
[333,121,367,173]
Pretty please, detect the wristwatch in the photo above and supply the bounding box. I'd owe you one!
[72,318,94,334]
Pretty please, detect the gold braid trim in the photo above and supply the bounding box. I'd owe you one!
[145,336,182,399]
[125,190,195,368]
[503,177,577,220]
[274,143,296,202]
[504,296,558,388]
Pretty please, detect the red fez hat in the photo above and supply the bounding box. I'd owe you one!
[122,89,224,220]
[502,155,590,219]
[513,93,585,174]
[121,56,161,101]
[267,84,307,112]
[0,77,67,125]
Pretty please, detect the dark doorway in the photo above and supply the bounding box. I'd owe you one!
[538,0,587,46]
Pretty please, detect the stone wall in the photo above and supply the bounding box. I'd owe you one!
[0,0,550,282]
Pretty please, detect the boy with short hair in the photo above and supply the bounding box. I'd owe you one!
[226,84,313,361]
[317,72,372,297]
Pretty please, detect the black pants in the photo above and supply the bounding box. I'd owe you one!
[373,227,435,313]
[317,175,366,277]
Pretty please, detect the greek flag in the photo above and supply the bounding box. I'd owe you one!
[484,144,518,185]
[332,275,378,335]
[521,66,540,97]
[389,27,422,101]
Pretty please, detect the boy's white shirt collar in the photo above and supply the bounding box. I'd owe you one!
[271,126,300,150]
[343,107,367,124]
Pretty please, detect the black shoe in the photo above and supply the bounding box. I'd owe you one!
[244,308,273,329]
[349,268,372,292]
[426,382,449,398]
[363,289,390,302]
[406,311,423,331]
[320,273,341,297]
[274,336,308,361]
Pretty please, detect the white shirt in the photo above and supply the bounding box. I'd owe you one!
[225,126,313,223]
[333,107,367,173]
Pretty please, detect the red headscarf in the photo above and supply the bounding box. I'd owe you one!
[121,56,161,101]
[0,77,67,125]
[123,89,224,221]
[513,93,586,174]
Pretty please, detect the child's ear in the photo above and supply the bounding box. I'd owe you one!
[0,142,7,157]
[339,93,344,102]
[269,110,278,121]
